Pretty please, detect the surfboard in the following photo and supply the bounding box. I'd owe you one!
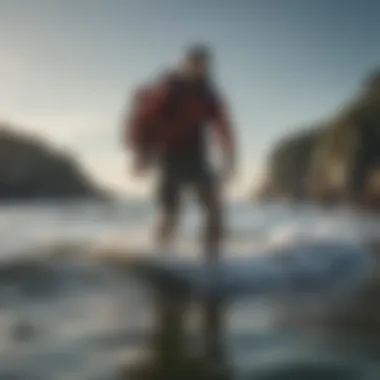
[107,241,373,300]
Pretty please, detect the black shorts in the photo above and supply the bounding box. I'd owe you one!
[156,157,216,211]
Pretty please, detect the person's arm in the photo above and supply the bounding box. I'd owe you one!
[210,92,237,179]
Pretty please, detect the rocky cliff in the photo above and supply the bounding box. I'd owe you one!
[0,125,103,201]
[256,69,380,209]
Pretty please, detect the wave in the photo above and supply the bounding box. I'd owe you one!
[0,201,379,379]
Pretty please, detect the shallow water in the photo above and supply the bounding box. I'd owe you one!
[0,200,379,379]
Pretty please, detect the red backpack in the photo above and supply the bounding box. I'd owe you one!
[126,73,217,160]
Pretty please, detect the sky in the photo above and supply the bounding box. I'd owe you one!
[0,0,379,198]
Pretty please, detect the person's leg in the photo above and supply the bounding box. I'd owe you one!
[196,172,223,261]
[155,167,181,252]
[152,167,190,367]
[155,207,179,252]
[195,169,226,368]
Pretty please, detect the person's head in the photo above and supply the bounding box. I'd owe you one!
[181,43,212,81]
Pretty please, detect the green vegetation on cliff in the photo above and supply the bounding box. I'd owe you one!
[257,69,380,209]
[0,124,103,200]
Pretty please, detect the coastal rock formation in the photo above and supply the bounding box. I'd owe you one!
[256,69,380,209]
[256,126,323,202]
[0,125,103,200]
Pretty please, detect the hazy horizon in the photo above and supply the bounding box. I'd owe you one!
[1,0,380,198]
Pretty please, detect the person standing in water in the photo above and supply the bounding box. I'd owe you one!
[126,43,236,259]
[125,43,237,372]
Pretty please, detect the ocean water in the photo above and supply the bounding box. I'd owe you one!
[0,199,379,379]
